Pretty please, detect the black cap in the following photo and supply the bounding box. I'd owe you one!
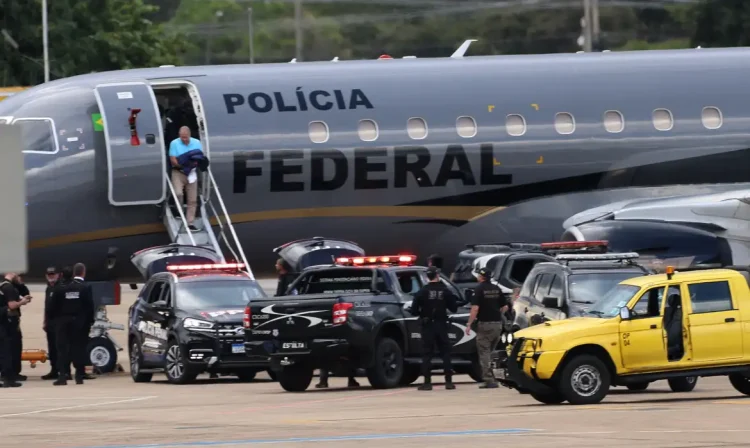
[46,266,58,274]
[477,268,490,278]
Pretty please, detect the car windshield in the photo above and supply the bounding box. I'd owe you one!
[586,284,640,318]
[567,272,643,305]
[176,281,266,309]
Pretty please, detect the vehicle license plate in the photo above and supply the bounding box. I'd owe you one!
[282,342,306,350]
[231,344,245,354]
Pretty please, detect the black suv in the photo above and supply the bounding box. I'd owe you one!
[511,249,652,332]
[128,262,268,384]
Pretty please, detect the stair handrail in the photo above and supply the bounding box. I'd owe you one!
[206,198,242,264]
[165,173,196,246]
[207,169,253,279]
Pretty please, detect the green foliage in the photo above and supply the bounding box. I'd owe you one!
[0,0,186,85]
[692,0,750,47]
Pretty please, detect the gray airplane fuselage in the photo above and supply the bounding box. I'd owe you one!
[3,47,750,282]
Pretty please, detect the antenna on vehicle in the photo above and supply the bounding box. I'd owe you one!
[451,39,477,58]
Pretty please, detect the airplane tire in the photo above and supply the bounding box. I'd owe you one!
[278,365,313,392]
[366,337,403,389]
[668,376,698,392]
[129,341,152,383]
[87,337,117,373]
[626,382,650,391]
[729,373,750,395]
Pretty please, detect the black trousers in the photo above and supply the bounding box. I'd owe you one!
[8,319,21,377]
[0,325,14,381]
[420,320,453,383]
[55,318,86,378]
[45,327,58,371]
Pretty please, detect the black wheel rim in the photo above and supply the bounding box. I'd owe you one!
[381,346,399,379]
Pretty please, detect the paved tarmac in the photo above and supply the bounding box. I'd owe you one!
[4,281,750,448]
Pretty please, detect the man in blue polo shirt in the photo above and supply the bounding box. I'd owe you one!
[168,126,202,231]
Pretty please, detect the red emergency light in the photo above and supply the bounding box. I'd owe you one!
[335,254,416,266]
[167,263,245,271]
[540,240,608,251]
[378,54,393,60]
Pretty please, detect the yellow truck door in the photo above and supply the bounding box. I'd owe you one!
[620,286,667,371]
[685,279,742,363]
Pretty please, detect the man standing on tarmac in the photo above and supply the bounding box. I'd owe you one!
[465,268,508,389]
[0,274,31,387]
[410,266,458,391]
[274,258,297,297]
[50,265,95,385]
[2,273,30,382]
[42,267,61,380]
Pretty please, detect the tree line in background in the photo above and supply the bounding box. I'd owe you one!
[1,0,750,86]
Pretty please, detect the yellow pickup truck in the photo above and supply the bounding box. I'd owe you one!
[497,266,750,405]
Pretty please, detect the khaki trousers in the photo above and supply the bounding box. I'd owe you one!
[476,321,504,383]
[171,170,197,224]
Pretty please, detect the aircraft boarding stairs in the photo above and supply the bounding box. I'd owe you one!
[160,168,253,277]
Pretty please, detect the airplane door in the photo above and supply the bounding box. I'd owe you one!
[93,81,166,206]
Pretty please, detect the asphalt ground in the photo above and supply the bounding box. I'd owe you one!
[4,280,750,448]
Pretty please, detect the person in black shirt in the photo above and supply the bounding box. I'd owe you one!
[42,266,61,380]
[0,273,31,387]
[50,266,94,385]
[465,268,508,388]
[410,266,458,391]
[274,258,297,297]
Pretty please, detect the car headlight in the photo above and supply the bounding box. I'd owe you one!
[183,318,214,330]
[501,333,507,343]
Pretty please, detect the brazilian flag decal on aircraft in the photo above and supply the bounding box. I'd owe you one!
[92,113,103,131]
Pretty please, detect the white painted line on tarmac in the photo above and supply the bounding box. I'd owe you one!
[0,395,157,418]
[0,396,149,401]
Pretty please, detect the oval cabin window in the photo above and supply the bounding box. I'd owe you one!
[456,116,477,138]
[506,114,526,137]
[308,121,330,143]
[407,117,428,140]
[652,109,674,131]
[603,110,624,133]
[554,112,575,134]
[358,119,379,141]
[701,107,722,130]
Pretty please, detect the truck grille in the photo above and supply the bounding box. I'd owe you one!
[216,323,245,338]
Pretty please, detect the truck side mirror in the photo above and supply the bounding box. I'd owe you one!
[542,296,559,309]
[619,307,631,320]
[152,300,170,312]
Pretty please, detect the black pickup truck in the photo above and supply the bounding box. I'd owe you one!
[244,255,483,392]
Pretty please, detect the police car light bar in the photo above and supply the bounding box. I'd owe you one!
[167,263,245,271]
[555,252,640,262]
[335,255,416,266]
[540,240,608,250]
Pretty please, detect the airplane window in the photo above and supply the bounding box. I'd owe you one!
[407,117,428,140]
[358,119,379,141]
[701,107,722,130]
[12,118,58,154]
[506,114,526,137]
[603,110,624,133]
[308,121,330,144]
[456,116,477,138]
[554,112,575,135]
[652,108,674,131]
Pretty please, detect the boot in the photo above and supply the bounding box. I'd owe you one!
[479,381,498,389]
[41,371,58,380]
[445,376,456,390]
[2,377,22,388]
[75,377,84,385]
[16,375,27,381]
[418,378,432,391]
[53,377,67,386]
[315,380,329,389]
[347,378,360,388]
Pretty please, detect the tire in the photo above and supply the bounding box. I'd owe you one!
[626,382,650,391]
[267,369,278,381]
[278,364,313,392]
[87,336,118,373]
[557,354,611,405]
[366,337,404,389]
[668,376,698,392]
[729,373,750,395]
[129,341,152,383]
[400,365,421,385]
[164,340,198,385]
[236,370,257,382]
[530,391,566,404]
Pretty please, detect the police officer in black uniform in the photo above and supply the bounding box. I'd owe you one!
[2,273,30,382]
[42,266,61,380]
[0,274,31,387]
[274,258,297,297]
[50,265,95,385]
[410,266,458,391]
